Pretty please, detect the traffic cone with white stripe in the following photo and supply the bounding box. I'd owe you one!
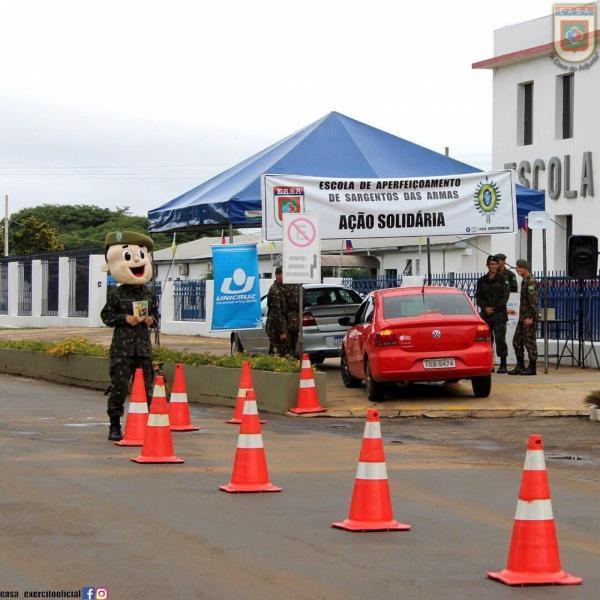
[487,434,582,586]
[289,353,326,414]
[169,363,199,432]
[227,360,266,424]
[131,375,184,464]
[332,409,410,531]
[114,368,148,447]
[219,390,281,493]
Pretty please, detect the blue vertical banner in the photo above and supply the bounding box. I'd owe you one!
[211,243,262,330]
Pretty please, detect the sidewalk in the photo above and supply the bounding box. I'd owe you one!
[322,360,595,418]
[0,327,596,418]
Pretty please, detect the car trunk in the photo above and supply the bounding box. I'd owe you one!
[382,316,482,352]
[305,304,359,333]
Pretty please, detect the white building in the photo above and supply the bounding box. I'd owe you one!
[152,231,488,283]
[474,2,600,271]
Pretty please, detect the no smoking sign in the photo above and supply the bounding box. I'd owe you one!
[282,214,321,284]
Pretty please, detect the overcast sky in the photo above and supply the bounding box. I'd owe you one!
[0,0,554,217]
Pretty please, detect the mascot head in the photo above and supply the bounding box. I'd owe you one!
[101,230,154,285]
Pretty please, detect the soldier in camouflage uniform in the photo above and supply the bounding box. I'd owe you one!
[284,283,301,357]
[476,255,511,373]
[509,259,539,376]
[100,231,158,441]
[494,253,518,293]
[265,267,290,356]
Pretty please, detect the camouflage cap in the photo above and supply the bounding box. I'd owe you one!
[516,259,530,269]
[494,253,507,260]
[104,230,154,251]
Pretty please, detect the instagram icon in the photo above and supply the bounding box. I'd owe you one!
[81,588,109,599]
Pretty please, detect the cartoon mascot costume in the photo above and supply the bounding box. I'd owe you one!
[100,231,158,441]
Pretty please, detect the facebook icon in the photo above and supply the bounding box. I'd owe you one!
[82,589,95,600]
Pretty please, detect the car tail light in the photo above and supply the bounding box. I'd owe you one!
[475,324,491,342]
[303,312,317,327]
[374,328,398,346]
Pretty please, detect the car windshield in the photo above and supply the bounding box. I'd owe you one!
[304,287,362,307]
[382,293,475,318]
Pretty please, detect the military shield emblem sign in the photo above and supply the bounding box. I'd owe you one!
[554,3,596,62]
[274,186,304,226]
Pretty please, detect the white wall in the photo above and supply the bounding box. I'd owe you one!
[490,31,600,271]
[0,255,107,328]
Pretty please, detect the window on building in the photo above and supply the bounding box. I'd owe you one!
[385,268,398,280]
[556,73,574,139]
[415,258,421,275]
[517,82,533,146]
[403,259,413,275]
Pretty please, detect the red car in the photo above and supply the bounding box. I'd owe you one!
[340,286,493,401]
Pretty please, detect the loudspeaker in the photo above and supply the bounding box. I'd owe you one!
[568,235,598,278]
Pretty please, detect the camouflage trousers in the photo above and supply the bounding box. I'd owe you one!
[107,356,154,418]
[483,317,508,358]
[513,320,538,362]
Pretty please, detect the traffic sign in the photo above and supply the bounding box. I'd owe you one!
[283,214,321,284]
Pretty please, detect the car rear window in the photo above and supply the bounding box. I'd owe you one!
[304,288,362,307]
[382,293,475,319]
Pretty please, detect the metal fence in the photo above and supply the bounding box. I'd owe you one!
[41,258,59,316]
[68,256,89,317]
[343,271,600,341]
[0,263,7,314]
[174,279,206,321]
[17,261,32,316]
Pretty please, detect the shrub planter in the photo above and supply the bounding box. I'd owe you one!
[0,349,326,415]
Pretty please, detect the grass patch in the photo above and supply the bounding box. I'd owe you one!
[0,337,301,373]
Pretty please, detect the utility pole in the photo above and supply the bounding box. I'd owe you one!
[4,195,8,257]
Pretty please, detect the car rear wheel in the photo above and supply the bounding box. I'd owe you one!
[230,334,243,355]
[471,375,492,398]
[340,350,361,388]
[365,360,385,402]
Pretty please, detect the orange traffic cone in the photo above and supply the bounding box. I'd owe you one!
[114,368,148,447]
[289,354,326,414]
[332,409,410,531]
[219,390,281,493]
[169,363,199,432]
[131,375,184,464]
[227,360,266,424]
[487,434,582,586]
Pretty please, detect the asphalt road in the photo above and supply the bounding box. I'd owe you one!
[1,374,599,600]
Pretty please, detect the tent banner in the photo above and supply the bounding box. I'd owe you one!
[262,170,516,241]
[211,243,262,331]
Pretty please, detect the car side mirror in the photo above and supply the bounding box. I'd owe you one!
[338,316,353,326]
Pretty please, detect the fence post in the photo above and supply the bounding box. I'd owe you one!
[161,280,175,324]
[87,255,107,326]
[205,280,214,328]
[58,256,70,318]
[31,260,43,318]
[7,261,18,317]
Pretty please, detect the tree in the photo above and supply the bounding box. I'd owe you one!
[4,216,64,255]
[8,204,227,252]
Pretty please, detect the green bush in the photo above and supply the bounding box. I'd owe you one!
[0,338,302,372]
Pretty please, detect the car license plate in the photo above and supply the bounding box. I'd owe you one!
[423,358,455,369]
[334,335,344,347]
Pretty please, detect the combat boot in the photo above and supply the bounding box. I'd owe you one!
[520,361,537,376]
[108,415,123,441]
[497,357,508,374]
[508,357,525,375]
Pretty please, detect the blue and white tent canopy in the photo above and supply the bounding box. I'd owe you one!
[148,111,543,232]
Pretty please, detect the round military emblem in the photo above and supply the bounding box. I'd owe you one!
[432,329,442,339]
[474,181,502,224]
[115,231,123,242]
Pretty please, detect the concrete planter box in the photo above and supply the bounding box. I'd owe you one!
[0,349,326,415]
[590,406,600,422]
